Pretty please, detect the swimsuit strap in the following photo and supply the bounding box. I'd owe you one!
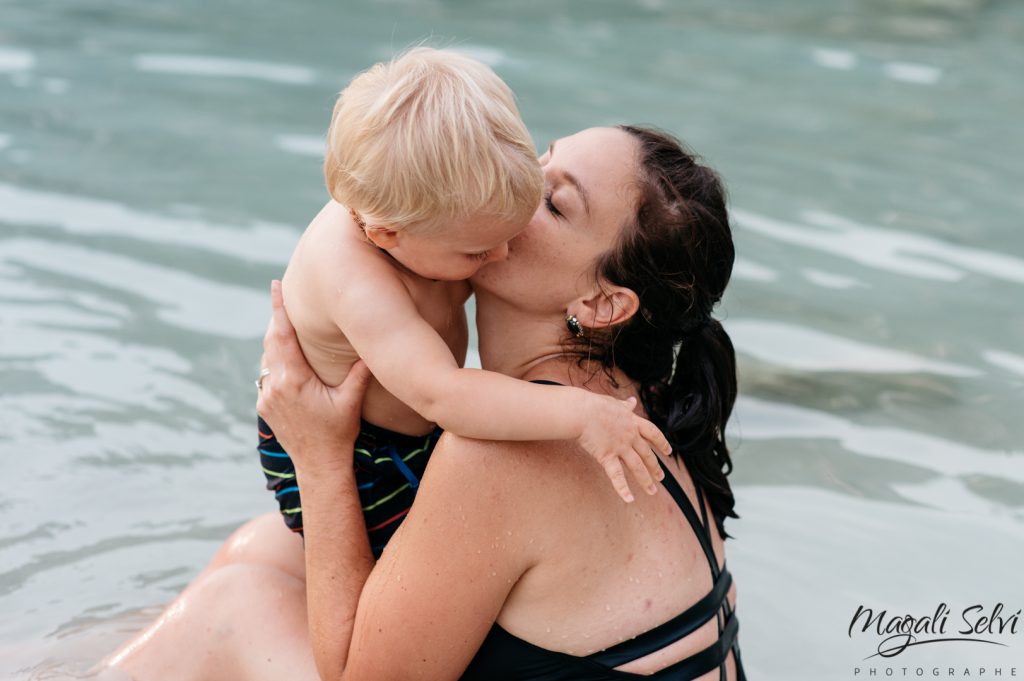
[653,456,720,575]
[695,482,710,533]
[586,568,732,667]
[643,609,740,681]
[690,462,733,681]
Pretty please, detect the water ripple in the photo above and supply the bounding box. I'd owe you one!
[805,210,1024,284]
[883,61,943,85]
[1,239,266,339]
[982,349,1024,379]
[273,133,325,157]
[811,47,857,71]
[733,257,779,283]
[735,395,1023,483]
[0,183,296,267]
[133,53,316,85]
[800,268,867,290]
[0,47,35,73]
[0,523,243,599]
[734,207,1024,284]
[0,327,224,412]
[730,319,979,376]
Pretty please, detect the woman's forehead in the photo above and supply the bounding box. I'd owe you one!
[553,128,638,215]
[555,127,635,169]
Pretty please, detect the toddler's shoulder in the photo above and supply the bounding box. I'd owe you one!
[296,201,404,288]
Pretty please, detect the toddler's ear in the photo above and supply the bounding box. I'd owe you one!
[365,226,400,250]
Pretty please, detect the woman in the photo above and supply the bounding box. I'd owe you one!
[107,125,746,680]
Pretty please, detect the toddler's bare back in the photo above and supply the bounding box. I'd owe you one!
[280,201,471,435]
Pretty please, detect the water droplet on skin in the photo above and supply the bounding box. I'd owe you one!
[545,627,551,633]
[605,604,612,611]
[396,575,401,582]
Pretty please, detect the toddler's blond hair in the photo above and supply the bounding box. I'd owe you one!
[324,47,542,232]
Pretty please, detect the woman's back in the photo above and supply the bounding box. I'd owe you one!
[449,410,744,681]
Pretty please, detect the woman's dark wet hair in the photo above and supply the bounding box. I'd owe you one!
[584,125,739,538]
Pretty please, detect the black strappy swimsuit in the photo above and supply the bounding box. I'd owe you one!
[461,384,747,680]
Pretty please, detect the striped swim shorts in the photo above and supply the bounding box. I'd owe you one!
[258,415,442,558]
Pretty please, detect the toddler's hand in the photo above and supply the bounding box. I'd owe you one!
[577,394,671,503]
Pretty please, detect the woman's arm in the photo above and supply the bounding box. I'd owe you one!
[334,266,669,502]
[341,435,541,681]
[257,280,376,681]
[258,281,537,681]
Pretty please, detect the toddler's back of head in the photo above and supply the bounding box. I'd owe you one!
[325,47,542,233]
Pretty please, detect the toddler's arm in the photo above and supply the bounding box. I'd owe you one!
[328,271,670,502]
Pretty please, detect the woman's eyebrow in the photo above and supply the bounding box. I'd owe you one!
[562,171,591,217]
[547,140,591,217]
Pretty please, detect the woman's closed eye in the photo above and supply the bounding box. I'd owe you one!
[545,192,562,218]
[469,249,491,261]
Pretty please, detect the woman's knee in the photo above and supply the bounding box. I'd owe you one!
[206,512,305,580]
[197,562,308,630]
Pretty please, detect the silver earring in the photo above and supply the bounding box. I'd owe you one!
[566,314,584,338]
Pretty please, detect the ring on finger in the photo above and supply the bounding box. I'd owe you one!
[255,367,271,390]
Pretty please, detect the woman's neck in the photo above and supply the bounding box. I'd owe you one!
[473,289,637,399]
[473,288,560,378]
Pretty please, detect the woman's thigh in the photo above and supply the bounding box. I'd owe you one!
[109,562,318,681]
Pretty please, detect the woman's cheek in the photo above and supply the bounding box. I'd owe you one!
[512,213,554,256]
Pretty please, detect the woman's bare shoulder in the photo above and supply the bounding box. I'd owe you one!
[416,434,602,532]
[427,435,578,488]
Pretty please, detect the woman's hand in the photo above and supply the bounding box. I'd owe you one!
[256,280,372,476]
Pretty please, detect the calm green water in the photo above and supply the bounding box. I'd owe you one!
[2,1,1022,678]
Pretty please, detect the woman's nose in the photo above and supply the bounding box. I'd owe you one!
[486,242,510,263]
